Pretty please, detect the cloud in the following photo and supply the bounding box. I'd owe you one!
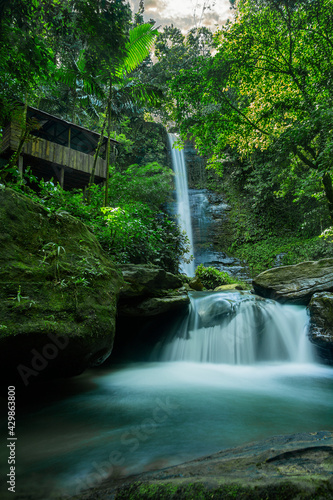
[145,0,162,9]
[130,0,231,32]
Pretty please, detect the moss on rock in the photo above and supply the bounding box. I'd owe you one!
[0,188,123,388]
[67,431,333,500]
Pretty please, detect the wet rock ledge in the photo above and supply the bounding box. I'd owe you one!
[253,258,333,364]
[252,258,333,305]
[69,431,333,500]
[118,264,189,317]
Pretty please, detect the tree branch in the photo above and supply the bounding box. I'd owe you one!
[293,147,317,169]
[219,90,270,136]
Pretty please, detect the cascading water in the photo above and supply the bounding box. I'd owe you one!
[168,133,195,276]
[163,145,314,366]
[154,291,314,364]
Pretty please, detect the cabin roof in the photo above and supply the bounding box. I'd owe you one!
[27,106,119,154]
[28,106,119,143]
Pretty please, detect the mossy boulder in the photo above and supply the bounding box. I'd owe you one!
[253,258,333,304]
[189,277,204,291]
[119,264,183,298]
[0,188,123,388]
[214,283,245,291]
[307,292,333,364]
[118,263,188,317]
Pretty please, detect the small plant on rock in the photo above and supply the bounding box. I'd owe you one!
[195,264,237,290]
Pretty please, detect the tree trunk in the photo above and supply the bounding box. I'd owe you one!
[322,172,333,223]
[7,99,29,175]
[87,112,107,201]
[104,80,112,207]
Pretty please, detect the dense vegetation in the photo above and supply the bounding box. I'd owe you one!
[0,0,189,273]
[1,0,333,275]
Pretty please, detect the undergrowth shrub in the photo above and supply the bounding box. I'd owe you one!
[7,165,189,273]
[233,235,333,277]
[195,264,238,289]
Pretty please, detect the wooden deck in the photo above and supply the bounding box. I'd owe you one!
[0,107,120,189]
[1,121,107,181]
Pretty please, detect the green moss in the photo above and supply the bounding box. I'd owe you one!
[195,264,248,290]
[114,479,333,499]
[0,188,123,384]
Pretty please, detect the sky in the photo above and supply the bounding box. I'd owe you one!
[130,0,232,33]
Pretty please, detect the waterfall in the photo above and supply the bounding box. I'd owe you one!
[154,291,314,365]
[166,134,314,367]
[168,133,195,276]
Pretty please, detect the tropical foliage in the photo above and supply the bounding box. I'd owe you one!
[8,164,188,273]
[0,1,191,273]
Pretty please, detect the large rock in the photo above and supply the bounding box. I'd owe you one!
[118,263,187,317]
[253,258,333,304]
[0,188,123,388]
[118,294,189,317]
[307,292,333,364]
[119,264,183,298]
[115,264,189,361]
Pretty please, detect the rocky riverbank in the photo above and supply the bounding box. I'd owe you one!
[67,431,333,500]
[0,189,191,387]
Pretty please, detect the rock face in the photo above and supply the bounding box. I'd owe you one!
[114,264,189,361]
[184,139,207,188]
[120,264,183,298]
[118,264,188,317]
[253,258,333,305]
[68,431,333,500]
[118,264,189,318]
[0,188,123,388]
[307,292,333,364]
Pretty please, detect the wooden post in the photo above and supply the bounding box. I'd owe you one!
[18,155,23,178]
[60,167,64,188]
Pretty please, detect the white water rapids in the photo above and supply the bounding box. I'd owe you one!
[155,291,313,364]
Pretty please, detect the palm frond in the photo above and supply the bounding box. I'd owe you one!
[116,24,158,77]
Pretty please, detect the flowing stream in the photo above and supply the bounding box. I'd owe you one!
[1,140,333,499]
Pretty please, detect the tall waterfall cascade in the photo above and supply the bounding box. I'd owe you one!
[168,133,195,276]
[167,132,315,367]
[155,291,314,365]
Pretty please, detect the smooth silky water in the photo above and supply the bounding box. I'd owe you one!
[1,291,333,499]
[168,133,195,276]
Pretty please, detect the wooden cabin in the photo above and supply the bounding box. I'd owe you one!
[0,107,119,189]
